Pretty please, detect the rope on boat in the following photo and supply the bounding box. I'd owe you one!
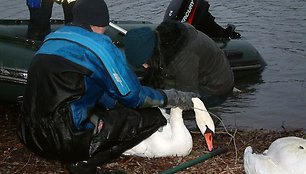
[160,147,228,174]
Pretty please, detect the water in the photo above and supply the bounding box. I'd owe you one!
[1,0,306,130]
[208,0,306,130]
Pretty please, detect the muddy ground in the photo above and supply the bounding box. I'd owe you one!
[0,102,305,174]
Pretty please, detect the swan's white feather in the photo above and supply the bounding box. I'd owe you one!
[124,97,214,157]
[244,136,306,174]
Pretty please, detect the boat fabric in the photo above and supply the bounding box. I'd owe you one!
[17,25,167,163]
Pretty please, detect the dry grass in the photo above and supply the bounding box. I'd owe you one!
[0,102,305,174]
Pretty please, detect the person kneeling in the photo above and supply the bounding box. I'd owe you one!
[17,0,199,173]
[125,20,234,108]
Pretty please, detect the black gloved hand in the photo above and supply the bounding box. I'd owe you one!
[162,89,200,110]
[226,24,241,39]
[230,31,241,39]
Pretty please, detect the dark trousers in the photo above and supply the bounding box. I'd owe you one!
[18,102,167,165]
[87,105,167,166]
[27,0,75,40]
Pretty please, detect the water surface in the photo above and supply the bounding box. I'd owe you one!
[1,0,305,130]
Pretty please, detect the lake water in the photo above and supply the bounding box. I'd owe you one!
[1,0,306,130]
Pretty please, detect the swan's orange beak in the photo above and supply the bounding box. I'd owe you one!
[204,132,213,151]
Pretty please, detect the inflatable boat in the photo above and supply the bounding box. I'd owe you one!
[0,19,266,103]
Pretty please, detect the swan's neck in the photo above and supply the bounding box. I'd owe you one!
[169,108,189,138]
[170,108,183,125]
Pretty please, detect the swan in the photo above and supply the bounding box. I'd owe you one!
[244,136,306,174]
[123,97,215,157]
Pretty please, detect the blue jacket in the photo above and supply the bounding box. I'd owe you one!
[27,0,41,8]
[30,26,165,130]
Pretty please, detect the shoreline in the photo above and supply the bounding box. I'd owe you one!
[0,102,304,173]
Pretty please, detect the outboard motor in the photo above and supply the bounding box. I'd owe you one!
[163,0,241,39]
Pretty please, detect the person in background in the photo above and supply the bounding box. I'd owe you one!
[125,20,234,108]
[163,0,241,39]
[18,0,198,173]
[26,0,76,40]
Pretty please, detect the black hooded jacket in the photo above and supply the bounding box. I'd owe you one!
[156,21,234,96]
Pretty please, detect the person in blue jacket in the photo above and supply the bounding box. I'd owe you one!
[18,0,198,173]
[26,0,76,40]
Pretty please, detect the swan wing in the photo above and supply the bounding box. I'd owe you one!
[266,137,306,173]
[124,107,193,157]
[124,127,192,158]
[244,146,285,174]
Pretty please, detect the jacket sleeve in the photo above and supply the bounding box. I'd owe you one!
[101,48,165,109]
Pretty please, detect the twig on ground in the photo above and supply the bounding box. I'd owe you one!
[13,154,32,174]
[208,111,238,164]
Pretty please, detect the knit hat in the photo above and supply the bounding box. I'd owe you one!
[155,20,188,65]
[124,27,156,68]
[72,0,109,27]
[156,20,187,47]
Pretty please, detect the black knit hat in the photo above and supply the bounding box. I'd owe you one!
[124,27,157,68]
[72,0,109,27]
[156,20,187,47]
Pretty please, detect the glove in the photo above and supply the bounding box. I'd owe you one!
[162,89,200,110]
[26,0,42,8]
[226,24,241,39]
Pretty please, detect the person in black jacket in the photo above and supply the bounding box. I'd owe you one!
[125,20,234,107]
[163,0,241,39]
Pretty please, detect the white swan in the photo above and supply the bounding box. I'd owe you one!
[244,136,306,174]
[124,97,215,157]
